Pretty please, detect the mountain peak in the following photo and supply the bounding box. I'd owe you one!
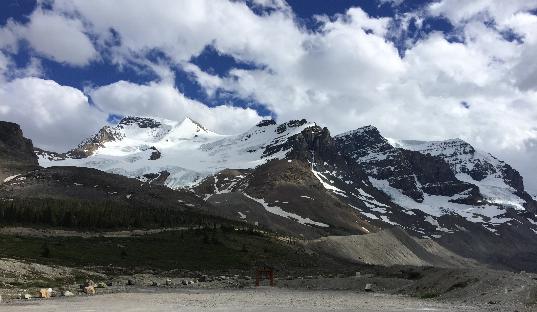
[118,116,164,129]
[335,125,380,139]
[180,116,212,134]
[256,119,277,127]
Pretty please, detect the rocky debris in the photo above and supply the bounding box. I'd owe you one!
[305,227,478,268]
[150,281,160,287]
[96,282,107,288]
[165,279,172,286]
[23,293,31,300]
[524,285,537,305]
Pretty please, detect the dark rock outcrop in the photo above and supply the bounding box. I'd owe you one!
[68,126,120,159]
[0,121,39,181]
[335,126,482,203]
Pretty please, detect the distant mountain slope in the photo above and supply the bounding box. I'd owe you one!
[334,126,537,233]
[193,159,377,238]
[30,116,537,271]
[0,121,222,229]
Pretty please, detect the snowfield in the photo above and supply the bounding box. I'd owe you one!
[38,117,315,189]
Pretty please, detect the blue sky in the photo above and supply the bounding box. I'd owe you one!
[0,0,537,193]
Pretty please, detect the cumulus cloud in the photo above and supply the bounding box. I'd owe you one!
[52,0,302,71]
[0,77,106,151]
[12,10,97,66]
[1,0,537,191]
[428,0,537,25]
[89,80,265,134]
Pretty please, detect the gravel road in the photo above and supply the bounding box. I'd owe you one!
[0,288,511,312]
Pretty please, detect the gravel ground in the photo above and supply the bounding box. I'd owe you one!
[0,288,520,312]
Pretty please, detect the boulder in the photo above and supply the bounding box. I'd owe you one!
[165,279,172,286]
[151,281,160,287]
[83,286,96,295]
[127,279,135,286]
[37,288,52,299]
[23,294,32,300]
[63,291,74,297]
[364,283,373,292]
[96,282,107,288]
[199,275,208,282]
[181,280,188,285]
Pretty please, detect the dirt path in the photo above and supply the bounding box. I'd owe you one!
[0,226,193,238]
[0,288,506,312]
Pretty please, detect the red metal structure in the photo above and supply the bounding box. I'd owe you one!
[255,266,274,286]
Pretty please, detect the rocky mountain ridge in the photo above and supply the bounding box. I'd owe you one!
[12,116,537,271]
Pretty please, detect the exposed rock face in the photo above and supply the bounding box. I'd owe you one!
[334,126,481,204]
[148,147,161,160]
[194,159,377,238]
[0,121,39,181]
[68,126,120,159]
[256,119,277,127]
[118,116,163,129]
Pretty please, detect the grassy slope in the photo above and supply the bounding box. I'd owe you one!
[0,228,354,276]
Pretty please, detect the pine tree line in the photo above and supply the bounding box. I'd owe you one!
[0,197,212,229]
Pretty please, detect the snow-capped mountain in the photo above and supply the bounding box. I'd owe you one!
[334,126,537,233]
[391,138,531,211]
[8,116,537,271]
[37,116,315,189]
[37,116,537,231]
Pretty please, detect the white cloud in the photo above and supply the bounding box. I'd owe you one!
[16,10,97,66]
[2,0,537,192]
[0,77,106,151]
[428,0,537,25]
[52,0,302,71]
[89,80,265,134]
